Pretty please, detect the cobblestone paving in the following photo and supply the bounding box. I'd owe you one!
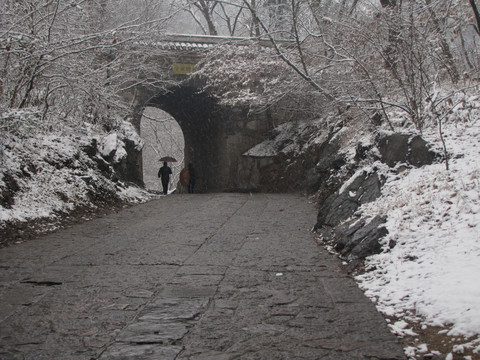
[0,193,405,359]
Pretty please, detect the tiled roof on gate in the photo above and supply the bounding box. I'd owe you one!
[150,34,293,51]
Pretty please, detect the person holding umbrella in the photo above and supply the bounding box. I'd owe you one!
[158,157,174,194]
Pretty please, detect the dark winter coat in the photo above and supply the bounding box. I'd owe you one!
[158,164,172,181]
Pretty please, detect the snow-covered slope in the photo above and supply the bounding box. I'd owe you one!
[0,110,154,243]
[355,93,480,358]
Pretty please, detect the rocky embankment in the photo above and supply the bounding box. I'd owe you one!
[314,131,439,267]
[254,119,440,268]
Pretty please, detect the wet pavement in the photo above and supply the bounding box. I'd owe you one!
[0,193,405,359]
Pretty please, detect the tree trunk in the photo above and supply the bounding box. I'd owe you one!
[251,0,261,37]
[425,0,459,83]
[469,0,480,35]
[380,0,399,70]
[194,0,218,35]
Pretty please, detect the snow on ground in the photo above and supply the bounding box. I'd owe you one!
[0,112,154,228]
[2,90,479,358]
[356,94,480,357]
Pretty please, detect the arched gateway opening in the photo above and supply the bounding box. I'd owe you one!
[121,35,290,192]
[140,107,184,193]
[141,85,223,192]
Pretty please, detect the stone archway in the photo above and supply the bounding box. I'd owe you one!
[128,81,278,192]
[147,85,224,192]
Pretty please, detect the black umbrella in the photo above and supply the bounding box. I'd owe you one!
[159,156,177,162]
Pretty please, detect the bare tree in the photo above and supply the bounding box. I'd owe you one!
[3,0,475,137]
[217,1,245,35]
[424,0,459,83]
[176,0,297,38]
[0,0,177,131]
[243,0,474,131]
[246,0,262,37]
[189,0,219,35]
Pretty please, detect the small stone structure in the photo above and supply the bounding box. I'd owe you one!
[120,35,291,192]
[127,82,281,192]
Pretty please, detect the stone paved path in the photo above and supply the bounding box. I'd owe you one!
[0,193,405,359]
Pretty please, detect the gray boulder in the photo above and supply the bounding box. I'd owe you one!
[347,215,388,260]
[377,132,436,167]
[316,170,384,229]
[318,215,388,263]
